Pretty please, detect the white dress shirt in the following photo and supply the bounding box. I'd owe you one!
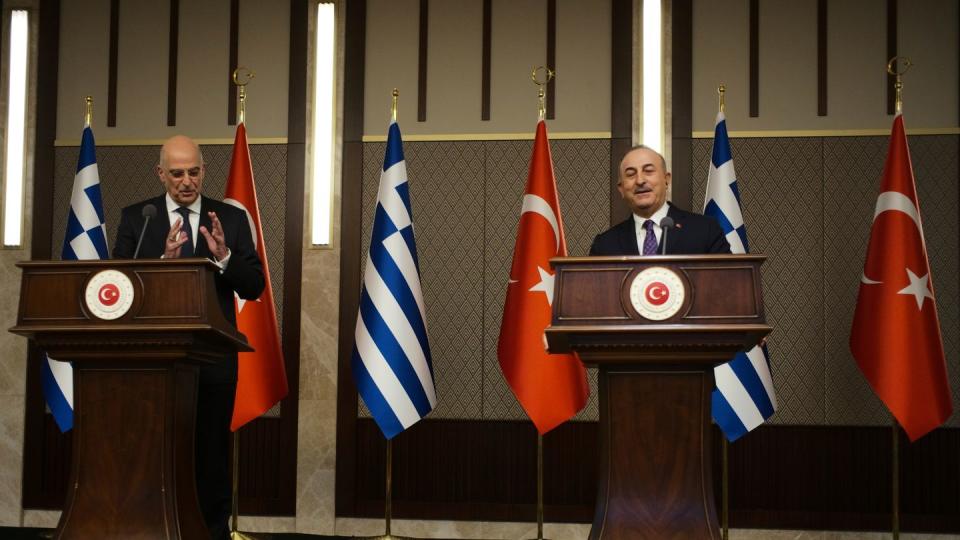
[632,202,671,254]
[164,193,231,268]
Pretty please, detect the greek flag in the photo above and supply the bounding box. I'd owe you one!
[704,111,778,442]
[43,125,108,432]
[352,121,436,439]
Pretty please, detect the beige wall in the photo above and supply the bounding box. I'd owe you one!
[363,0,611,136]
[692,0,960,132]
[56,0,290,141]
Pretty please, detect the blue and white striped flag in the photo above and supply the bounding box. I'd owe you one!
[352,120,436,439]
[43,124,109,432]
[704,111,778,442]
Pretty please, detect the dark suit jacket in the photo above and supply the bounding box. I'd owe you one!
[589,204,731,256]
[113,194,265,382]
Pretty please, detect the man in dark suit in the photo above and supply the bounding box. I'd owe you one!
[590,145,731,256]
[113,135,264,540]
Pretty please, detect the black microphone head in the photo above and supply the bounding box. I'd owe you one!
[142,203,157,219]
[659,216,675,229]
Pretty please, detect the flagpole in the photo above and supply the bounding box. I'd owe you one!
[84,95,93,127]
[229,66,260,540]
[884,57,911,540]
[525,67,555,540]
[892,421,900,540]
[716,82,730,540]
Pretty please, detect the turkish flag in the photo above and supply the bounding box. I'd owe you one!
[497,121,589,434]
[225,123,289,431]
[850,114,952,441]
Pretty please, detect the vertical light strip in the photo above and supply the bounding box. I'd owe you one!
[3,10,29,247]
[311,2,336,246]
[641,0,662,152]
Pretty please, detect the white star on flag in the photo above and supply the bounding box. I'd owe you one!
[528,266,555,306]
[897,268,935,310]
[235,293,262,313]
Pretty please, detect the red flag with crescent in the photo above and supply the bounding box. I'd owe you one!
[497,120,589,434]
[225,123,289,431]
[850,114,952,441]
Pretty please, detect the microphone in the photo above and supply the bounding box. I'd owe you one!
[658,216,675,255]
[132,204,157,259]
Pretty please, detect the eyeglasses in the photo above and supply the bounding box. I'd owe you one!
[164,167,202,179]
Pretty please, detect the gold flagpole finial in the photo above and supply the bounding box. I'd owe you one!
[718,83,726,114]
[232,67,255,124]
[531,66,555,121]
[84,96,93,127]
[886,56,912,115]
[391,88,399,123]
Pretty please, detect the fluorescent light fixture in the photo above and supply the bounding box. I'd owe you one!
[641,0,662,153]
[3,10,29,247]
[311,2,336,246]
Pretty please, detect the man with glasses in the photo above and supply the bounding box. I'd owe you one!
[113,135,264,540]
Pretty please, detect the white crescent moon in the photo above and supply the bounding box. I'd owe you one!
[650,286,665,301]
[99,287,114,303]
[862,191,922,285]
[520,194,560,252]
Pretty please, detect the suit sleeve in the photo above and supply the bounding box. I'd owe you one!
[589,234,603,256]
[220,207,265,300]
[112,207,138,259]
[705,217,732,254]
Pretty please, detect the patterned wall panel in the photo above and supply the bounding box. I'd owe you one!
[52,143,288,334]
[360,138,609,421]
[822,136,892,426]
[692,137,826,425]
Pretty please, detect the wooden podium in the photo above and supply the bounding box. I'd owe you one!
[11,259,251,540]
[546,255,771,540]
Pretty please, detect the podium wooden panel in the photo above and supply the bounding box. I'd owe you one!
[11,259,251,540]
[546,255,771,540]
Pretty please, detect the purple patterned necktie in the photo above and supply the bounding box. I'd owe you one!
[176,206,194,257]
[641,219,658,255]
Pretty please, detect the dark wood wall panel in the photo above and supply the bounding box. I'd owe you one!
[228,0,239,125]
[749,0,759,118]
[480,0,491,121]
[817,0,827,117]
[417,0,428,122]
[546,0,556,120]
[344,421,960,533]
[107,0,118,126]
[671,0,693,209]
[886,0,897,115]
[22,0,66,510]
[167,0,179,126]
[609,0,632,226]
[335,0,366,517]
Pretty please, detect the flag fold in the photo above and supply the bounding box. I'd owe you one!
[497,120,589,435]
[225,123,289,431]
[352,120,436,439]
[850,114,952,441]
[704,111,778,442]
[46,124,109,432]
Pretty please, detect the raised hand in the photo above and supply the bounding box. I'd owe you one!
[199,211,228,261]
[164,217,190,258]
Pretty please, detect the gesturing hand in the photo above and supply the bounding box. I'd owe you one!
[199,211,228,261]
[164,217,190,258]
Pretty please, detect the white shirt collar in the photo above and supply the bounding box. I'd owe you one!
[632,201,671,230]
[165,193,202,215]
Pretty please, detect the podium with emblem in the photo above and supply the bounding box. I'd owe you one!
[11,258,247,540]
[546,254,770,540]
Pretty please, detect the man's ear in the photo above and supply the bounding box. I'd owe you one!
[664,171,672,186]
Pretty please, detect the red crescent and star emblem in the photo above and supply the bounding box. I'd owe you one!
[98,284,120,306]
[644,282,669,305]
